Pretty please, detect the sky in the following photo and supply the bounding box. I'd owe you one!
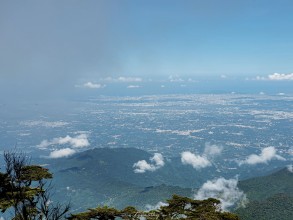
[0,0,293,98]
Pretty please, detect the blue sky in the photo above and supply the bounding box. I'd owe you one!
[0,0,293,97]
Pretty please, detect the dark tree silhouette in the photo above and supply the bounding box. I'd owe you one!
[0,151,70,220]
[68,195,239,220]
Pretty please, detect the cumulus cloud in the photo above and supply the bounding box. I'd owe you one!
[204,143,223,158]
[194,177,247,210]
[133,153,165,173]
[239,146,285,165]
[181,151,211,170]
[83,82,105,89]
[49,148,76,158]
[20,120,69,128]
[37,134,90,149]
[254,73,293,81]
[127,85,140,89]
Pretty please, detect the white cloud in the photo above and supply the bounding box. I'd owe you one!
[194,177,247,210]
[151,153,165,167]
[168,74,184,82]
[20,120,69,128]
[220,74,227,79]
[37,134,90,149]
[49,148,76,158]
[239,146,285,165]
[287,164,293,173]
[181,151,211,170]
[102,76,143,82]
[83,82,105,89]
[268,73,293,80]
[133,153,165,173]
[127,85,140,89]
[145,201,168,211]
[254,73,293,81]
[203,143,223,158]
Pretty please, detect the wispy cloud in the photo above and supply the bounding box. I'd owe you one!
[127,85,140,89]
[145,201,168,211]
[168,74,184,82]
[37,134,90,149]
[203,143,223,158]
[181,151,211,170]
[82,82,105,89]
[194,177,247,210]
[253,73,293,81]
[20,120,69,128]
[49,148,76,158]
[133,153,165,173]
[102,76,143,82]
[239,146,285,165]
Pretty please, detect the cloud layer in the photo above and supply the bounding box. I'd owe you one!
[38,134,90,149]
[133,153,165,173]
[194,177,247,210]
[239,146,285,165]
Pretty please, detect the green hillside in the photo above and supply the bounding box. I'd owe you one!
[236,168,293,220]
[36,148,293,217]
[45,148,193,211]
[238,167,293,201]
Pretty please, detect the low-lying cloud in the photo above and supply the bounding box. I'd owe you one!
[181,143,223,170]
[49,148,76,158]
[204,143,223,158]
[239,146,285,165]
[181,151,211,170]
[194,177,247,210]
[254,73,293,81]
[82,82,105,89]
[133,153,165,173]
[102,76,143,83]
[37,134,90,149]
[127,85,140,89]
[20,120,69,128]
[145,201,168,211]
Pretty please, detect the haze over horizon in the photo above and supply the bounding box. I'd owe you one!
[1,0,293,99]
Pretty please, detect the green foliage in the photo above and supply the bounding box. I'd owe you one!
[236,193,293,220]
[20,165,53,181]
[238,168,293,201]
[0,151,70,219]
[68,195,239,220]
[236,168,293,220]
